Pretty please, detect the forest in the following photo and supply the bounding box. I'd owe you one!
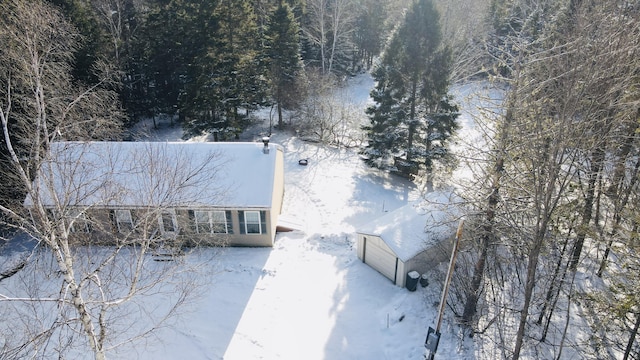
[1,0,640,359]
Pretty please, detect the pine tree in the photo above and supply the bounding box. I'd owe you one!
[141,0,202,122]
[266,2,305,129]
[361,0,458,189]
[219,0,268,137]
[353,0,388,69]
[47,0,109,84]
[177,0,268,140]
[361,63,406,168]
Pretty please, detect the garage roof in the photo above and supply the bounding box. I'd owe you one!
[357,191,461,261]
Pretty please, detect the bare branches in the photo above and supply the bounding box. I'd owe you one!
[454,1,640,358]
[303,0,357,75]
[293,70,365,147]
[0,1,218,359]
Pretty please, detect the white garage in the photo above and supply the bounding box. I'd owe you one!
[356,194,459,288]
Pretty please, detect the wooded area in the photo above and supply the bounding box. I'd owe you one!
[453,1,640,359]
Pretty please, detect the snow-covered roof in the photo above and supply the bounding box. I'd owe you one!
[357,191,462,261]
[24,141,282,209]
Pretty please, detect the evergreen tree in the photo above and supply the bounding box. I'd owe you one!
[177,0,268,140]
[46,0,109,84]
[361,0,458,190]
[486,0,559,77]
[141,0,203,122]
[139,1,270,139]
[1,0,124,212]
[266,2,305,129]
[353,0,388,69]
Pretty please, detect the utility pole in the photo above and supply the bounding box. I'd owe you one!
[425,218,464,360]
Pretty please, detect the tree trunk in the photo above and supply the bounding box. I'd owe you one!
[623,312,640,360]
[462,239,487,325]
[405,80,418,162]
[537,224,572,327]
[540,239,570,342]
[555,269,577,360]
[461,158,501,324]
[598,154,640,276]
[461,92,514,326]
[570,148,605,269]
[51,235,105,360]
[512,228,545,360]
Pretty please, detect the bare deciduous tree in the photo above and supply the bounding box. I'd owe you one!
[434,0,492,82]
[456,1,640,359]
[0,1,222,359]
[303,0,357,75]
[294,70,364,147]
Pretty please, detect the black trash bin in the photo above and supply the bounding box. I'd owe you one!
[406,271,420,291]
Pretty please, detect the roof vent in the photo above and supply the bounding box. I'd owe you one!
[262,136,270,154]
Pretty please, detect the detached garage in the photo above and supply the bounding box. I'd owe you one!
[356,194,460,288]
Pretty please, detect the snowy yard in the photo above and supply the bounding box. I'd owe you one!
[0,74,493,359]
[135,74,496,359]
[137,132,469,360]
[129,74,497,359]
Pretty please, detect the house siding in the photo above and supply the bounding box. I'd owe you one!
[396,260,407,287]
[269,147,285,240]
[63,207,276,247]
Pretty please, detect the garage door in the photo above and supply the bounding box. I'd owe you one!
[363,237,398,283]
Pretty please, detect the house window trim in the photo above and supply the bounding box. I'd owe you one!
[210,210,229,234]
[115,209,134,233]
[191,210,232,235]
[194,210,211,234]
[159,209,178,235]
[69,209,91,233]
[244,210,262,235]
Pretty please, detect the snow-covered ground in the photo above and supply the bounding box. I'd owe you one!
[133,129,474,360]
[0,73,496,359]
[133,74,495,359]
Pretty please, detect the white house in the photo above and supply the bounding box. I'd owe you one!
[24,140,285,247]
[356,193,460,287]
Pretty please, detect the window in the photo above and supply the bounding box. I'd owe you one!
[244,211,261,234]
[211,211,228,234]
[194,210,229,234]
[115,209,134,233]
[194,210,211,233]
[160,210,177,233]
[69,209,91,233]
[239,211,266,235]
